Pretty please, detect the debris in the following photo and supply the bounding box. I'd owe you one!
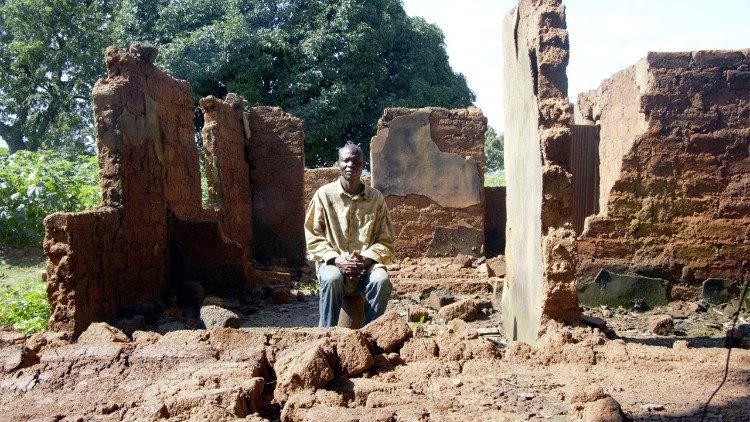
[648,315,674,336]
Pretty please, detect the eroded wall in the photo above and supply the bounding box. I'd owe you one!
[501,0,579,343]
[576,50,750,297]
[200,94,253,257]
[45,46,204,335]
[577,61,649,212]
[371,107,486,258]
[248,107,306,266]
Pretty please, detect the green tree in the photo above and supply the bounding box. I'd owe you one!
[485,125,504,173]
[114,0,475,165]
[0,0,118,154]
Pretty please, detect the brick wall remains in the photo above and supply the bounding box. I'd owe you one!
[200,94,253,257]
[304,167,340,207]
[500,0,579,343]
[44,47,252,336]
[248,107,306,266]
[371,107,486,258]
[576,50,750,298]
[45,46,203,335]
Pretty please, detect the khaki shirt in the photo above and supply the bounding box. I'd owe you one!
[304,180,395,271]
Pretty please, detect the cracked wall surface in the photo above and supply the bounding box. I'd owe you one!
[248,107,306,266]
[501,0,579,343]
[576,50,750,297]
[200,94,254,258]
[371,107,486,258]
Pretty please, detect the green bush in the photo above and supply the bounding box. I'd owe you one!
[0,278,50,334]
[0,148,101,246]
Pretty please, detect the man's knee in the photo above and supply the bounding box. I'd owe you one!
[319,265,345,290]
[368,268,391,291]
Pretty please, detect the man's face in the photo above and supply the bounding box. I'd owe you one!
[338,146,364,183]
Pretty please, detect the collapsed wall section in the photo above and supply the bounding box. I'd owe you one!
[248,107,306,266]
[501,0,579,343]
[576,50,750,297]
[45,46,202,335]
[370,107,486,258]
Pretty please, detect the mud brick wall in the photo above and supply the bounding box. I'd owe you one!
[371,107,486,258]
[304,167,340,206]
[500,0,579,343]
[44,46,203,335]
[485,186,507,257]
[200,94,253,257]
[576,50,750,298]
[248,107,306,266]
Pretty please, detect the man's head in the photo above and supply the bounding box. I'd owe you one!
[337,142,365,184]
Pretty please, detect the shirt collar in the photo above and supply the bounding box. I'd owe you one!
[337,179,368,199]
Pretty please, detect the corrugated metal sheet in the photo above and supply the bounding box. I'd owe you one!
[571,124,600,234]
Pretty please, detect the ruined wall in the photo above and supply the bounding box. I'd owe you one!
[577,61,649,212]
[45,46,202,335]
[576,50,750,297]
[371,107,486,258]
[304,167,340,206]
[485,186,507,257]
[248,107,306,266]
[200,94,253,257]
[500,0,579,343]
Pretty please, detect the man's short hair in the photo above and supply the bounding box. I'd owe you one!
[338,142,363,160]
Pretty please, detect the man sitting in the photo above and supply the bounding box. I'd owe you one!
[304,142,395,327]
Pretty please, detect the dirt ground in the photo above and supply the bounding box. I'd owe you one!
[0,256,748,421]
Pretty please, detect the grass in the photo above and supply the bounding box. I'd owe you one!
[485,172,506,187]
[0,246,50,334]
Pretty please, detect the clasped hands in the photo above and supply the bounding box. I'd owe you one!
[334,250,374,280]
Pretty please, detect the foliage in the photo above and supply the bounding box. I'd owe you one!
[485,125,504,173]
[484,172,505,187]
[0,148,101,246]
[0,0,119,154]
[113,0,475,165]
[0,277,49,334]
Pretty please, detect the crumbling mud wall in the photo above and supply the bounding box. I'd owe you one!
[371,107,486,258]
[248,107,306,266]
[576,50,750,297]
[44,48,254,336]
[45,46,203,335]
[576,61,650,213]
[304,167,340,206]
[500,0,579,343]
[200,94,253,257]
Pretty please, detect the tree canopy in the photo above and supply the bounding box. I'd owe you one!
[115,0,476,165]
[0,0,117,154]
[485,125,504,173]
[1,0,476,165]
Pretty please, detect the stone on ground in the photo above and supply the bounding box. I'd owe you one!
[439,298,481,322]
[274,341,335,402]
[360,311,413,352]
[77,322,130,343]
[427,289,455,310]
[1,345,39,373]
[648,315,674,336]
[335,330,374,377]
[200,305,241,329]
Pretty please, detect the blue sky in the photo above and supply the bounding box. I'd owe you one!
[402,0,750,131]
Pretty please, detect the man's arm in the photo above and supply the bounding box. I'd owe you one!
[304,191,339,264]
[360,199,395,266]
